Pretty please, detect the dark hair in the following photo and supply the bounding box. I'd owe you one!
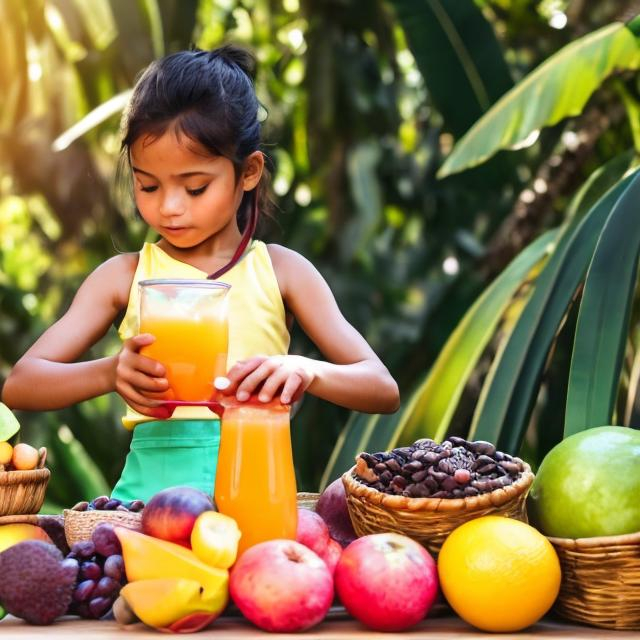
[119,44,270,232]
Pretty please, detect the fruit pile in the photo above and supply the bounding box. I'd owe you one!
[355,436,526,499]
[0,442,46,472]
[65,524,127,619]
[71,496,145,513]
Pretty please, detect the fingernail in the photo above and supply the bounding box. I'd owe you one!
[259,393,269,402]
[281,395,290,404]
[237,391,249,401]
[214,376,231,390]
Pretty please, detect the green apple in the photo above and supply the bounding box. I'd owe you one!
[527,426,640,538]
[0,403,20,442]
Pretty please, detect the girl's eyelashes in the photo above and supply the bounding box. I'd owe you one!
[139,185,158,193]
[137,185,208,196]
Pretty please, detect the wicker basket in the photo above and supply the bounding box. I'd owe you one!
[297,492,320,511]
[342,464,534,556]
[547,531,640,630]
[0,468,50,516]
[63,509,143,546]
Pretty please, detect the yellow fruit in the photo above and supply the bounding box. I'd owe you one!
[437,516,561,632]
[190,511,241,569]
[11,443,39,470]
[120,578,224,629]
[114,527,228,604]
[0,524,52,553]
[0,442,12,466]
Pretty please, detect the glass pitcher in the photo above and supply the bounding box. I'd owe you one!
[138,279,230,403]
[214,400,298,555]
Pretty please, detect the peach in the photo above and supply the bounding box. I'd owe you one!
[335,533,439,631]
[11,443,39,471]
[0,524,52,553]
[141,486,214,547]
[230,540,333,632]
[295,508,330,557]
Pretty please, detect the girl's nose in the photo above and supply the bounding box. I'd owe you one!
[160,189,186,217]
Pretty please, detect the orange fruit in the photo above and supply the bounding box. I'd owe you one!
[438,516,561,632]
[11,443,39,470]
[0,442,12,466]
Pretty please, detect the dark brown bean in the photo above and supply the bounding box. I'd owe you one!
[380,470,393,484]
[476,463,496,474]
[464,486,479,496]
[441,476,458,492]
[411,469,428,483]
[403,460,424,473]
[424,452,440,465]
[431,491,450,498]
[471,440,496,457]
[374,462,388,474]
[359,453,378,468]
[499,461,521,474]
[386,458,401,473]
[391,475,407,489]
[427,468,448,482]
[411,450,426,461]
[438,459,454,474]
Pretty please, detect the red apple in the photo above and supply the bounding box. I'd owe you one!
[141,487,214,547]
[295,508,330,557]
[316,478,357,547]
[318,538,342,575]
[335,533,438,631]
[230,540,333,632]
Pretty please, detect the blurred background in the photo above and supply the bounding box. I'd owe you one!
[1,0,640,510]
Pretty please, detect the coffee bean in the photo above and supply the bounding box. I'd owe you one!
[360,453,378,468]
[424,452,439,465]
[391,475,407,489]
[374,462,387,473]
[471,440,496,457]
[403,460,424,473]
[441,476,458,492]
[386,458,401,473]
[411,469,428,483]
[476,463,496,474]
[411,450,426,461]
[464,486,479,496]
[380,470,393,485]
[499,461,521,475]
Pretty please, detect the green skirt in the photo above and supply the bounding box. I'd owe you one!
[111,419,221,503]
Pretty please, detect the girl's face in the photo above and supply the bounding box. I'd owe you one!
[130,128,262,252]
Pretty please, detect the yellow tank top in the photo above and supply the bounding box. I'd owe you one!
[118,240,290,429]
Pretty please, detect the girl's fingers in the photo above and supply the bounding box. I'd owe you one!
[235,360,278,400]
[118,383,162,408]
[280,373,303,405]
[257,368,290,402]
[125,371,169,392]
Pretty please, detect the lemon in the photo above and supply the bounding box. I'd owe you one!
[438,516,561,632]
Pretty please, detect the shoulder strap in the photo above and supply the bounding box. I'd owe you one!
[208,191,259,280]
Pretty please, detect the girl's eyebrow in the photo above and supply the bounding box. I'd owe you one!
[131,166,213,178]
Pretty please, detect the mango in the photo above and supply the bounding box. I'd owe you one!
[120,578,225,630]
[114,527,228,603]
[0,524,52,553]
[190,511,241,569]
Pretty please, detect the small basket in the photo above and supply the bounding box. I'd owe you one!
[548,531,640,630]
[342,464,534,556]
[297,492,320,511]
[63,509,143,546]
[0,468,50,516]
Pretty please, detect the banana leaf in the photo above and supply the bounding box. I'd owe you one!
[438,18,640,178]
[471,172,638,452]
[389,0,512,138]
[395,229,556,446]
[565,171,640,435]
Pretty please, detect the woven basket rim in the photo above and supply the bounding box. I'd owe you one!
[0,468,50,485]
[63,508,142,518]
[548,529,640,549]
[343,462,534,513]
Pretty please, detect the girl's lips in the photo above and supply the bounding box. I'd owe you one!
[162,226,189,234]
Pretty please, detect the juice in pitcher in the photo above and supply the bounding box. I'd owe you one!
[138,279,229,402]
[215,401,297,555]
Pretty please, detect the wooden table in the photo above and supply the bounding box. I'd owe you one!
[1,613,638,638]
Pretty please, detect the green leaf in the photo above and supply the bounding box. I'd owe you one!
[396,229,556,446]
[49,425,111,500]
[390,0,512,137]
[472,172,638,452]
[438,21,640,178]
[0,403,20,441]
[565,172,640,436]
[319,411,399,491]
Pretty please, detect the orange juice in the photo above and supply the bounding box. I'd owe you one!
[215,403,297,555]
[138,279,229,402]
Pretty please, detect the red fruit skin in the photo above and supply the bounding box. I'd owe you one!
[295,508,330,556]
[141,487,214,546]
[315,478,357,548]
[318,538,342,575]
[230,540,333,633]
[334,533,439,632]
[160,612,218,634]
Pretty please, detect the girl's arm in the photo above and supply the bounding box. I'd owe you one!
[2,254,168,412]
[222,245,400,414]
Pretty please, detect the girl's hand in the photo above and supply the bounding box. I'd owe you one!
[114,334,169,415]
[221,355,316,405]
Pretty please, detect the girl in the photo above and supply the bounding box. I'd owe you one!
[2,45,399,501]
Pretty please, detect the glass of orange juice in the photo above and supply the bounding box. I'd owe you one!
[138,279,230,403]
[214,400,297,555]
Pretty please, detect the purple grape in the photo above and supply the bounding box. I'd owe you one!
[71,540,96,559]
[103,498,122,511]
[128,500,145,512]
[92,496,110,510]
[103,555,124,582]
[79,561,102,581]
[92,523,121,557]
[73,580,96,603]
[94,576,120,598]
[61,557,80,573]
[88,596,113,619]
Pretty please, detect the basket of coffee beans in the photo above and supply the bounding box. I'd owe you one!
[342,436,534,556]
[64,496,144,546]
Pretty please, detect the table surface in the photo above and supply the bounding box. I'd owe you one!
[1,613,638,638]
